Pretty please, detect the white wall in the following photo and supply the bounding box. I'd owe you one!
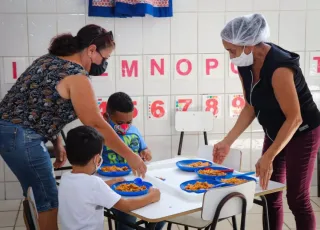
[0,0,319,199]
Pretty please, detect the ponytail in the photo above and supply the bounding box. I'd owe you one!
[48,33,80,56]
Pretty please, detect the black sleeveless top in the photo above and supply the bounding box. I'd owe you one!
[238,43,320,141]
[0,54,89,141]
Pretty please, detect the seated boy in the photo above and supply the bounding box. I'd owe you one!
[102,92,152,164]
[103,92,165,230]
[58,126,160,230]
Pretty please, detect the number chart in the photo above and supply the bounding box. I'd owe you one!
[229,94,245,118]
[202,95,221,118]
[147,96,168,120]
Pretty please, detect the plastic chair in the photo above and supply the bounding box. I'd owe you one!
[175,111,214,155]
[166,181,256,230]
[23,187,40,230]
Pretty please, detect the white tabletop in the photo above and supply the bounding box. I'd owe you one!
[97,157,286,222]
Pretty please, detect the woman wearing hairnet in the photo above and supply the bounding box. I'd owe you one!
[213,14,320,230]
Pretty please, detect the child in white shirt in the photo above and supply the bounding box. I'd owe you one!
[58,126,160,230]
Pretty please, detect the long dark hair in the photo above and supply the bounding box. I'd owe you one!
[48,24,114,56]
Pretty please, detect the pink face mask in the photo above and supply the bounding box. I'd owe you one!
[114,123,130,135]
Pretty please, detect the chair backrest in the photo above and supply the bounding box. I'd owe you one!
[27,187,40,230]
[175,111,213,132]
[202,181,255,221]
[197,145,242,171]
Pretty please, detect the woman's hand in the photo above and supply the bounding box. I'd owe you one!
[213,140,231,164]
[127,154,147,178]
[53,144,67,168]
[255,154,274,190]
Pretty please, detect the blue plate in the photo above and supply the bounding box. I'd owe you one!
[215,175,257,186]
[196,166,233,179]
[180,179,226,193]
[176,160,213,172]
[97,163,131,177]
[111,181,153,196]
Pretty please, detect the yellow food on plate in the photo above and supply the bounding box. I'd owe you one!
[186,161,210,167]
[101,165,129,172]
[115,183,147,192]
[198,169,226,176]
[185,181,213,191]
[221,178,248,185]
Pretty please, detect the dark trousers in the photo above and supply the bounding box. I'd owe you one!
[262,126,320,230]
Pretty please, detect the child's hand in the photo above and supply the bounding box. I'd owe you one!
[105,178,125,186]
[140,149,152,162]
[148,188,161,203]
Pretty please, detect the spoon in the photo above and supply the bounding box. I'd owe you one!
[134,178,143,185]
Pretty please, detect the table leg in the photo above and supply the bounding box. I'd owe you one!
[261,196,270,230]
[254,197,270,230]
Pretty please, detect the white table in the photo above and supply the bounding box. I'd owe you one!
[98,157,286,229]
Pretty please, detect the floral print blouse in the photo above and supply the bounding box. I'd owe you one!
[0,54,89,141]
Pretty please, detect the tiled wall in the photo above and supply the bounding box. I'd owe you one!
[0,0,320,200]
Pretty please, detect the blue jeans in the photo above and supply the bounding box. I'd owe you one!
[112,209,166,230]
[0,120,58,212]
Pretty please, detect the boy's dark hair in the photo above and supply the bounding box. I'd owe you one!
[106,92,134,115]
[66,126,104,166]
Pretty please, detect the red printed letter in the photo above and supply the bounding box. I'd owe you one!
[206,59,218,75]
[176,59,192,76]
[151,58,164,76]
[122,60,138,77]
[313,57,320,73]
[12,62,17,79]
[230,63,238,74]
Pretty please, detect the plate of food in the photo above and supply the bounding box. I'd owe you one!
[111,181,153,196]
[180,179,225,193]
[215,175,257,186]
[176,160,213,172]
[97,163,132,177]
[196,166,233,179]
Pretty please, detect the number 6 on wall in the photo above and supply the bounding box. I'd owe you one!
[147,96,168,120]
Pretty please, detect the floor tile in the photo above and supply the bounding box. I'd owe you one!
[0,212,18,227]
[0,200,21,212]
[311,186,318,197]
[311,197,320,207]
[248,203,263,214]
[0,228,14,230]
[15,211,24,227]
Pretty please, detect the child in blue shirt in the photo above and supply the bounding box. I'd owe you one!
[103,92,164,230]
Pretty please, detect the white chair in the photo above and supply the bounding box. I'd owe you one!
[197,145,243,171]
[23,187,40,230]
[175,111,214,155]
[166,181,256,230]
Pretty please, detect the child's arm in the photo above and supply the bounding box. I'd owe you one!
[140,148,152,162]
[113,188,160,212]
[135,128,152,161]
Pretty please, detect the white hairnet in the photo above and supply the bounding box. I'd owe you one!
[220,14,270,46]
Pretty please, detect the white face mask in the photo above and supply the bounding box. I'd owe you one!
[231,47,253,67]
[93,155,103,173]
